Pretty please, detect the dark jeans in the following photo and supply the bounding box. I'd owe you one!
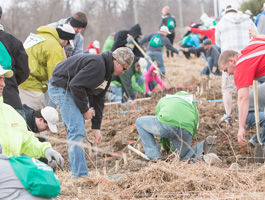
[166,32,175,58]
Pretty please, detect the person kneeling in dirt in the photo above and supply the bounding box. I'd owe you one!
[106,57,148,103]
[136,91,217,161]
[179,39,222,76]
[0,67,63,199]
[23,104,59,164]
[48,47,134,178]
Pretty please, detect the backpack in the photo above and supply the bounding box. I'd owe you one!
[9,156,61,198]
[167,18,175,29]
[0,42,12,69]
[149,35,162,47]
[181,35,191,45]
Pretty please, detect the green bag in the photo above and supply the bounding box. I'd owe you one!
[0,41,12,69]
[9,156,61,198]
[149,35,162,47]
[181,35,191,45]
[167,18,175,29]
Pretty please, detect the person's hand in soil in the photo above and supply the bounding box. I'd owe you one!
[238,128,246,145]
[92,129,102,144]
[83,108,95,120]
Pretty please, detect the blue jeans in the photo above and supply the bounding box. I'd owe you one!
[245,111,265,144]
[146,51,165,74]
[149,81,157,91]
[135,116,204,161]
[48,83,88,178]
[108,86,122,102]
[200,57,214,75]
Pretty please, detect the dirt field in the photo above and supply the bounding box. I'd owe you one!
[50,53,265,199]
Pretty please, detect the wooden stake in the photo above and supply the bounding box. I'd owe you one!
[115,160,119,172]
[122,153,128,166]
[128,145,149,160]
[103,166,107,176]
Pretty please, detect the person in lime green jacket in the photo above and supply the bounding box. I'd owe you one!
[18,24,75,110]
[0,66,63,167]
[102,33,115,52]
[136,91,217,161]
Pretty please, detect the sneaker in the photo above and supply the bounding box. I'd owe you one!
[204,136,217,155]
[248,138,259,148]
[220,113,232,124]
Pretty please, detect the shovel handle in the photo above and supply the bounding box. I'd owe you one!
[253,80,262,144]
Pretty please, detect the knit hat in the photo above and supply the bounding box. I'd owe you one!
[0,6,2,19]
[160,26,171,34]
[112,47,134,70]
[41,107,59,133]
[56,24,75,41]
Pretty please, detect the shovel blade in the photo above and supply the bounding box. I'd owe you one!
[254,144,265,163]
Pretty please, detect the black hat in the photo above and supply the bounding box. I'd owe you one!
[56,24,75,41]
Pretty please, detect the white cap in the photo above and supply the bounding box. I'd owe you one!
[225,4,238,13]
[89,48,97,54]
[41,107,59,133]
[93,40,100,48]
[245,9,252,16]
[153,70,159,74]
[159,26,171,34]
[139,58,147,73]
[0,65,13,78]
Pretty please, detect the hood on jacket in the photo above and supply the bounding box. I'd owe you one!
[129,24,142,37]
[37,26,60,43]
[101,51,114,78]
[222,12,251,24]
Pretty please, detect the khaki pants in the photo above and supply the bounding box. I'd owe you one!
[19,89,45,110]
[221,72,237,94]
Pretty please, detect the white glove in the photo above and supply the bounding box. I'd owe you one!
[126,36,134,43]
[45,148,64,169]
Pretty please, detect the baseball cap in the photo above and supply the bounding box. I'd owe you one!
[203,39,212,46]
[153,70,159,74]
[112,47,134,70]
[41,107,59,133]
[138,58,147,73]
[160,26,171,34]
[93,40,100,49]
[0,65,13,78]
[225,4,238,13]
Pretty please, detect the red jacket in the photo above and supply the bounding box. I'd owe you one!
[86,42,100,54]
[190,28,216,45]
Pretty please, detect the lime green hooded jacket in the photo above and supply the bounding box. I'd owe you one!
[0,96,51,157]
[19,26,65,93]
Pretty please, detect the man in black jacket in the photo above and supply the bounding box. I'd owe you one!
[111,24,143,57]
[0,6,29,119]
[48,47,134,178]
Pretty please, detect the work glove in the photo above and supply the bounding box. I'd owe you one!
[146,91,152,97]
[126,35,134,44]
[45,147,64,169]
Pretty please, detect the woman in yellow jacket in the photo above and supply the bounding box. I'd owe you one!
[19,24,75,110]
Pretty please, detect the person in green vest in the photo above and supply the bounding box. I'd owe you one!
[102,32,115,52]
[136,91,217,161]
[135,26,179,75]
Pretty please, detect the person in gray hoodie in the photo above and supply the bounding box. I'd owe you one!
[48,11,87,58]
[215,4,256,124]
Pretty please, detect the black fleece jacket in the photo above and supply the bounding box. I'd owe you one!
[50,51,114,129]
[111,24,143,57]
[0,29,29,109]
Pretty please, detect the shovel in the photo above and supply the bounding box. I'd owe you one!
[253,80,265,163]
[127,34,173,87]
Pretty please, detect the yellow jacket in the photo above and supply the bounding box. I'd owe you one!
[0,96,51,157]
[19,26,65,93]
